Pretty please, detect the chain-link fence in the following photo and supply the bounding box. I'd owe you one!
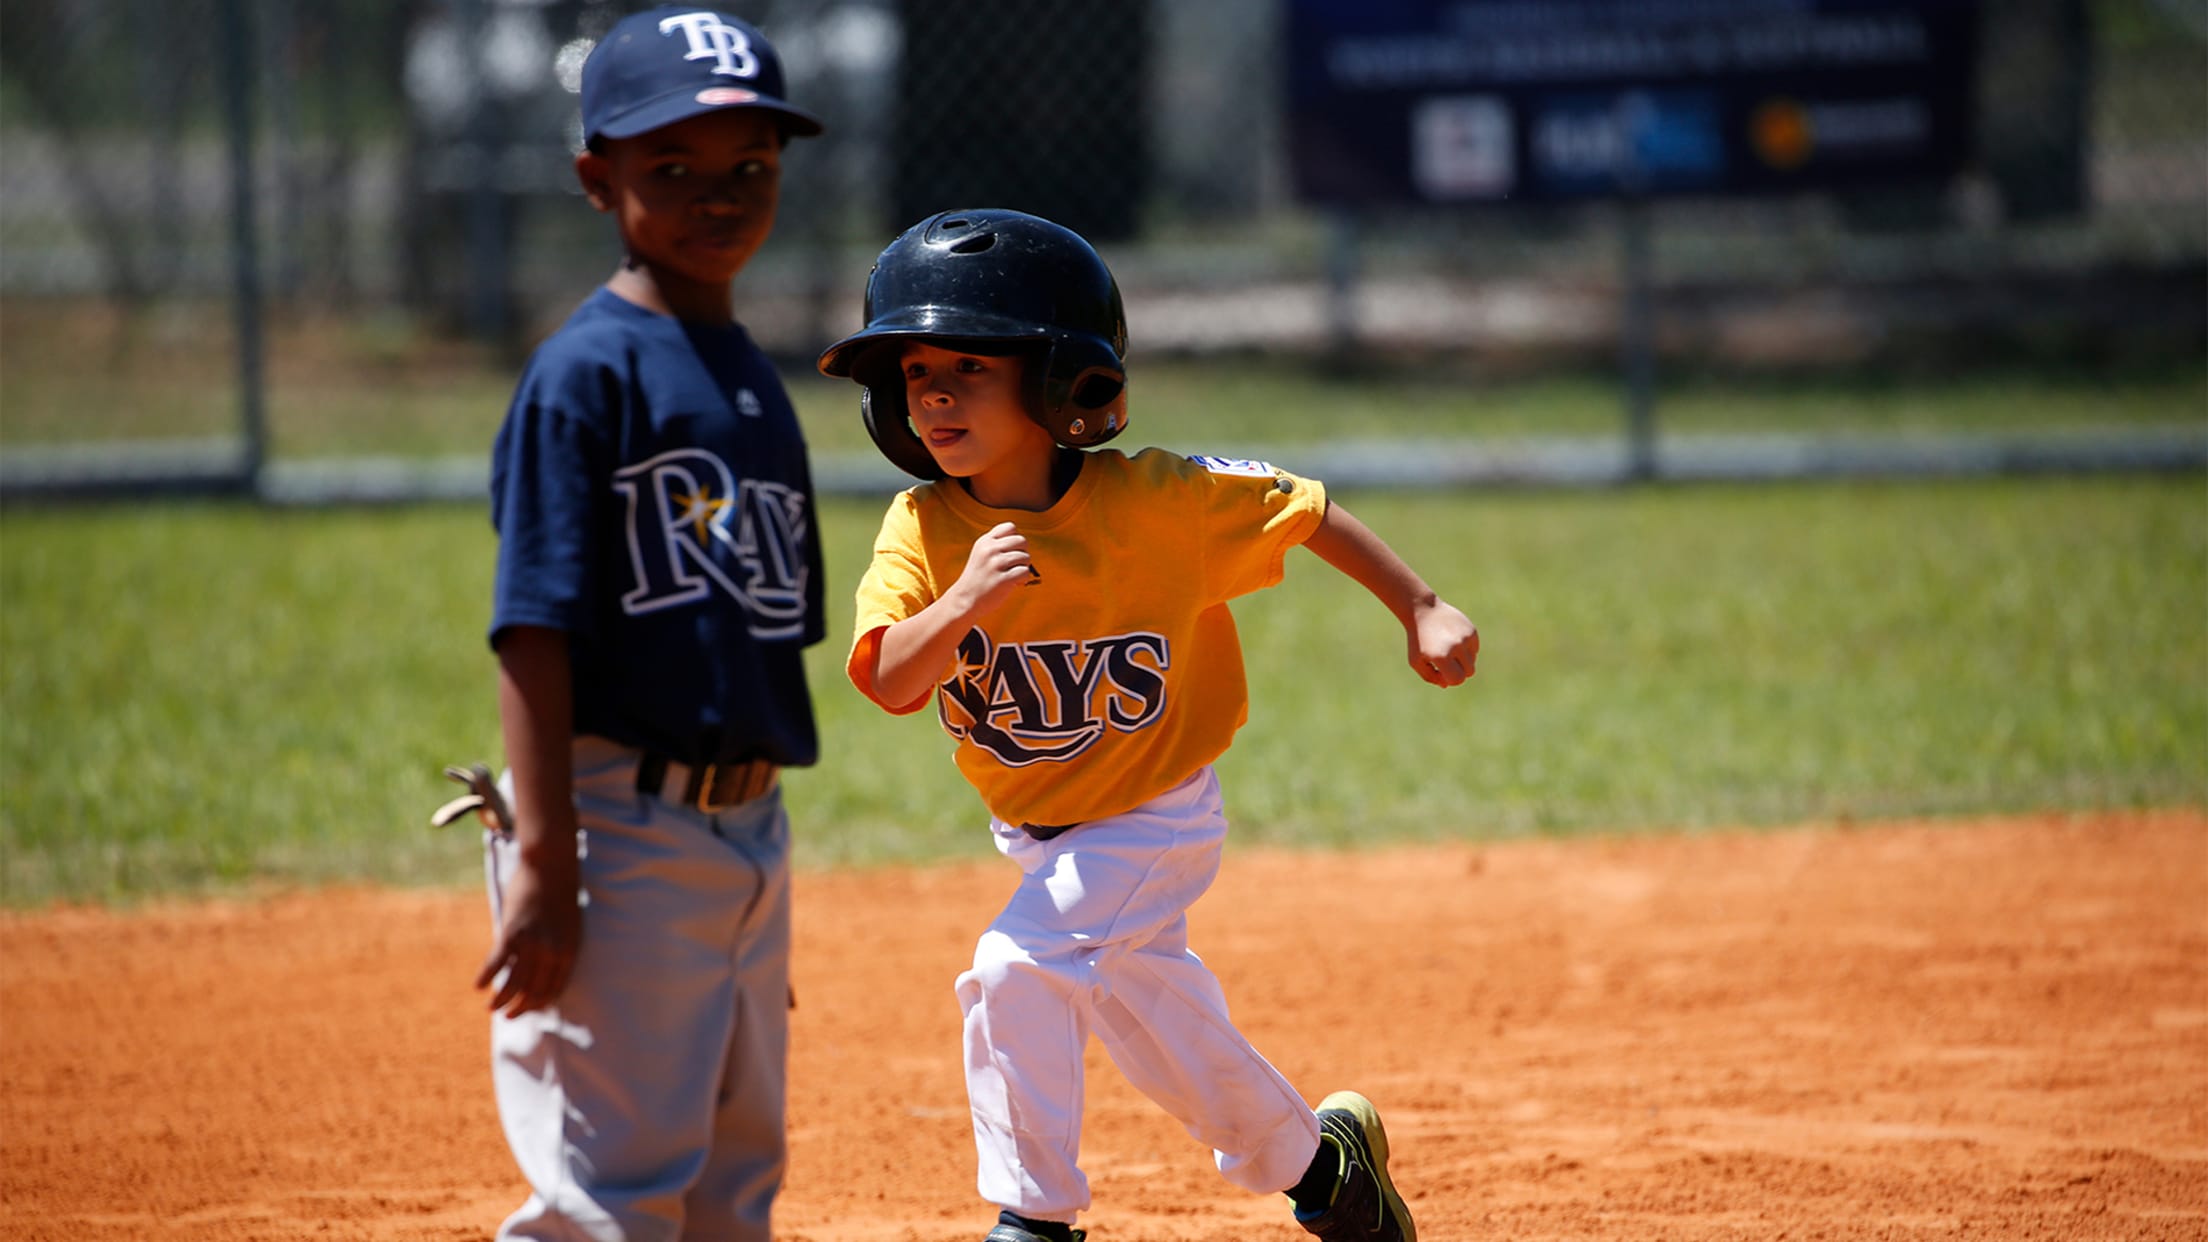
[2,0,2203,492]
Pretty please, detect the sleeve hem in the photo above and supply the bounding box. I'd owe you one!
[489,612,577,651]
[1283,473,1329,546]
[847,623,936,715]
[1263,472,1330,586]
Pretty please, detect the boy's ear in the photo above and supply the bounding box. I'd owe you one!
[574,150,614,213]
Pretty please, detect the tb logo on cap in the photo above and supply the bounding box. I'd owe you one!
[658,12,759,79]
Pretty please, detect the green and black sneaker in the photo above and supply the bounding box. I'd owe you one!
[1293,1091,1416,1242]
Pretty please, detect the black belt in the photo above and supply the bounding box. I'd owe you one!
[635,753,779,813]
[1020,821,1082,841]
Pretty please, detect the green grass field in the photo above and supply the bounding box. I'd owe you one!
[3,473,2202,908]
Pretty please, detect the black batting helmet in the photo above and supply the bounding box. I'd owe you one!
[816,208,1130,480]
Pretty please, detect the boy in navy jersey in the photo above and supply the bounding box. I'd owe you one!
[478,9,824,1239]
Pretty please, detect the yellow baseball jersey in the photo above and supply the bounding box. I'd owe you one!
[849,447,1329,828]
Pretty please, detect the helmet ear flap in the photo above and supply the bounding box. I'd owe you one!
[854,347,945,481]
[861,384,945,481]
[1033,335,1128,448]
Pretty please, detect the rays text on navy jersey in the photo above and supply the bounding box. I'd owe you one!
[614,447,810,639]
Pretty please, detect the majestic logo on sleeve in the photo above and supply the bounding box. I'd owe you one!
[613,448,808,638]
[938,628,1170,765]
[1190,455,1278,478]
[658,12,760,78]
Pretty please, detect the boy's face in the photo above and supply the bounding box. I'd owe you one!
[576,109,783,290]
[899,341,1055,483]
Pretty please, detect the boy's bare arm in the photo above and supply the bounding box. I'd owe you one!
[480,625,583,1015]
[1302,501,1480,688]
[873,521,1036,707]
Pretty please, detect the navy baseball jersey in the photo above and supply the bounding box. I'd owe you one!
[490,287,825,769]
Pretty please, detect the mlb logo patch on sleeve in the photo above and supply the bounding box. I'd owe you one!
[1190,455,1277,479]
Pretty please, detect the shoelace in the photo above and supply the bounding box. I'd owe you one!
[1307,1119,1397,1241]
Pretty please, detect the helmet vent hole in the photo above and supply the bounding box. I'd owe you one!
[949,231,996,255]
[1072,373,1124,409]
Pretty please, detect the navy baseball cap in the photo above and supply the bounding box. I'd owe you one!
[581,6,823,144]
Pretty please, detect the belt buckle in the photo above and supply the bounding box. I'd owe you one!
[691,763,726,813]
[691,760,771,813]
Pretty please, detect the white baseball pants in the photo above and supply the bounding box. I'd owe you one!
[958,766,1321,1223]
[485,737,791,1242]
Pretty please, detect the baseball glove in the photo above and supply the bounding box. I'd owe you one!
[430,762,513,835]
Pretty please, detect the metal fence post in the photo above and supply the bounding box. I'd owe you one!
[219,0,268,490]
[1620,197,1657,483]
[457,0,510,348]
[1325,207,1361,367]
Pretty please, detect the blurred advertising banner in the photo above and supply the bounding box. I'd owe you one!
[1287,0,1979,205]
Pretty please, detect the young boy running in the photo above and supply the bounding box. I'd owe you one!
[818,208,1477,1242]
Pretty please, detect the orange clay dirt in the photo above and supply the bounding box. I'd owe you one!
[3,810,2204,1241]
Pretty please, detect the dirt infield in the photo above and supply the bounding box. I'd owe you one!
[4,810,2204,1241]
